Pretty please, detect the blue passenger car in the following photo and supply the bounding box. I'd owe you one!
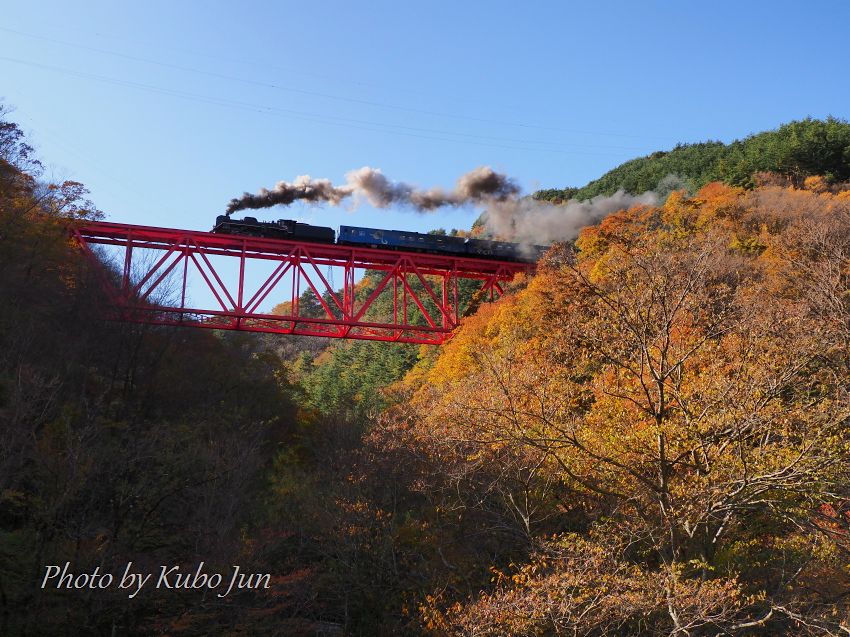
[338,226,467,255]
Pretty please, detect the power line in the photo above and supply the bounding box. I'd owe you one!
[0,54,649,157]
[17,114,182,217]
[0,25,670,144]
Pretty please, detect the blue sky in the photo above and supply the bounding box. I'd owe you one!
[2,0,849,236]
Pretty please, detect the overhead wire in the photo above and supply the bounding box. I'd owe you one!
[0,54,651,157]
[0,25,668,146]
[17,114,182,218]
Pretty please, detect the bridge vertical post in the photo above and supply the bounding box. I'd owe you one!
[180,246,188,323]
[441,271,449,330]
[122,236,132,297]
[342,252,354,337]
[452,268,459,327]
[401,265,408,327]
[393,269,398,329]
[237,240,246,311]
[293,248,301,320]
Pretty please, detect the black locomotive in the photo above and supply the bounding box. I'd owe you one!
[212,215,335,243]
[212,216,546,263]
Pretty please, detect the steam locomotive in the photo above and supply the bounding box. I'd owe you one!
[212,215,335,242]
[212,215,547,263]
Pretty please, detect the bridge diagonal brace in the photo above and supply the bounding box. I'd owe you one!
[244,260,294,315]
[301,246,346,316]
[136,248,186,304]
[402,257,456,329]
[397,267,438,330]
[194,243,238,310]
[128,240,180,301]
[295,262,342,322]
[352,263,401,323]
[69,221,536,345]
[189,252,233,313]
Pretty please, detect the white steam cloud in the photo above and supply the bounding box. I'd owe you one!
[483,190,658,245]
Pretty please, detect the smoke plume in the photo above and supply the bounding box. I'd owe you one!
[226,166,519,215]
[226,165,660,245]
[225,175,349,213]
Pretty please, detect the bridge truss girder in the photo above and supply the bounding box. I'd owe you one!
[71,222,533,344]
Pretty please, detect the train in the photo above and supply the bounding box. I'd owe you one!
[212,215,547,263]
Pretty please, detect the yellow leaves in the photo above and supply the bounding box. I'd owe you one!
[575,224,607,259]
[661,190,701,233]
[269,300,292,315]
[804,175,830,193]
[731,236,768,258]
[426,288,540,389]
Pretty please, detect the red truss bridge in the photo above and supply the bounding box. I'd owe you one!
[71,221,535,344]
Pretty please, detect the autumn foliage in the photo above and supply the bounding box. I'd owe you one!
[377,182,850,635]
[6,101,850,635]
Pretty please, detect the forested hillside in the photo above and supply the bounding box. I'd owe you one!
[4,105,850,635]
[534,117,850,202]
[386,182,850,634]
[0,109,322,633]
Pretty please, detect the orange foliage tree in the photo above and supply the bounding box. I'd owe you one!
[381,183,850,635]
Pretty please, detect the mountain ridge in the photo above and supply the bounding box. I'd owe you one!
[533,116,850,202]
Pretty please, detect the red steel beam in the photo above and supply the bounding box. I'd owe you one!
[70,221,534,344]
